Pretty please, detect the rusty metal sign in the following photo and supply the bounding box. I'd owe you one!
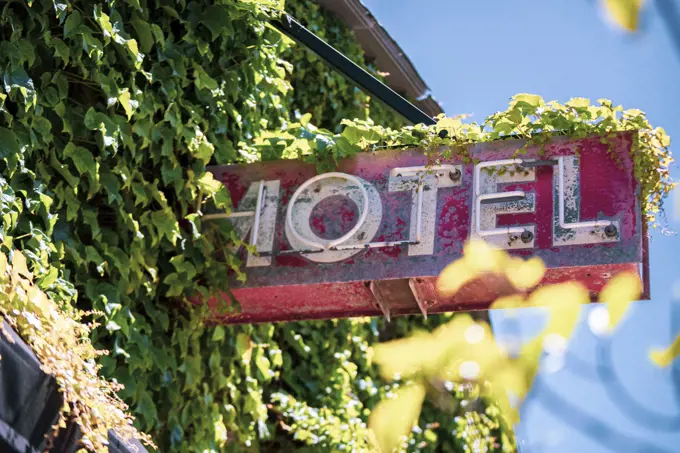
[204,132,648,324]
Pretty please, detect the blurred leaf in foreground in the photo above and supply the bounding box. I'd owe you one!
[505,256,546,291]
[372,331,444,380]
[518,282,589,387]
[650,334,680,367]
[369,383,426,453]
[373,239,640,452]
[598,272,642,332]
[437,239,538,297]
[602,0,644,31]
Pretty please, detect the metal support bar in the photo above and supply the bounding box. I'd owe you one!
[368,281,392,322]
[272,13,436,126]
[408,278,430,319]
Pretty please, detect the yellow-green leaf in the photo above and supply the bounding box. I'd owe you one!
[11,251,31,279]
[118,89,133,120]
[236,333,253,363]
[511,93,544,108]
[649,335,680,368]
[214,415,228,446]
[437,259,477,297]
[372,333,442,379]
[490,294,525,313]
[126,39,142,66]
[197,172,222,193]
[299,112,312,127]
[369,383,426,453]
[602,0,644,31]
[95,9,114,37]
[463,239,509,274]
[566,97,591,108]
[599,272,642,332]
[518,282,589,385]
[506,256,545,291]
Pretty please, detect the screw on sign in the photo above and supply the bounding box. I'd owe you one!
[202,132,648,324]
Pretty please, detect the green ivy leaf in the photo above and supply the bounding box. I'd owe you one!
[84,108,119,150]
[3,67,36,108]
[151,209,179,245]
[138,391,159,432]
[511,93,543,108]
[17,40,36,68]
[160,5,180,19]
[63,143,99,190]
[130,13,154,53]
[0,127,22,171]
[118,89,134,120]
[211,326,225,342]
[200,6,233,41]
[341,124,381,146]
[63,11,82,37]
[100,172,122,204]
[150,23,165,48]
[193,64,219,91]
[37,266,59,288]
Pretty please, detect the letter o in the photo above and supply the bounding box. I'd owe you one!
[285,172,382,263]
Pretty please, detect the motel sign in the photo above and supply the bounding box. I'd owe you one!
[205,132,648,324]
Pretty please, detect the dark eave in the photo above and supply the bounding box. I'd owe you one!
[313,0,443,118]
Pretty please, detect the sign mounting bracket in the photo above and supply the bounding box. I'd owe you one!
[271,13,437,126]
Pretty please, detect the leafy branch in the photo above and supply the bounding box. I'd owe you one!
[257,94,674,227]
[367,239,644,453]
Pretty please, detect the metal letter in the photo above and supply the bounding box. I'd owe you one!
[204,180,280,267]
[285,172,383,263]
[471,159,536,250]
[553,156,618,246]
[388,165,462,255]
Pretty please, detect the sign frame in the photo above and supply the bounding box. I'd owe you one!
[203,132,650,324]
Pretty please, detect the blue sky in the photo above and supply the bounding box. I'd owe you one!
[361,0,680,451]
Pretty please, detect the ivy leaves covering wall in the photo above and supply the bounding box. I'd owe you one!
[0,0,492,452]
[2,0,297,450]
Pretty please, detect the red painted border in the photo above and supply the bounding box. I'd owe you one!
[201,133,648,324]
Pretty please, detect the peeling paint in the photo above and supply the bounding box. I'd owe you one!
[204,132,647,324]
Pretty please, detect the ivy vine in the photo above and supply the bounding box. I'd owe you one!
[257,94,674,226]
[0,250,154,452]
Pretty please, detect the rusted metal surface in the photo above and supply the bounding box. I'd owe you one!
[202,132,648,324]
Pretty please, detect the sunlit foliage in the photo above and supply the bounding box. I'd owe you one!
[602,0,644,31]
[0,251,154,451]
[259,94,674,227]
[0,0,672,451]
[369,240,644,453]
[650,334,680,368]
